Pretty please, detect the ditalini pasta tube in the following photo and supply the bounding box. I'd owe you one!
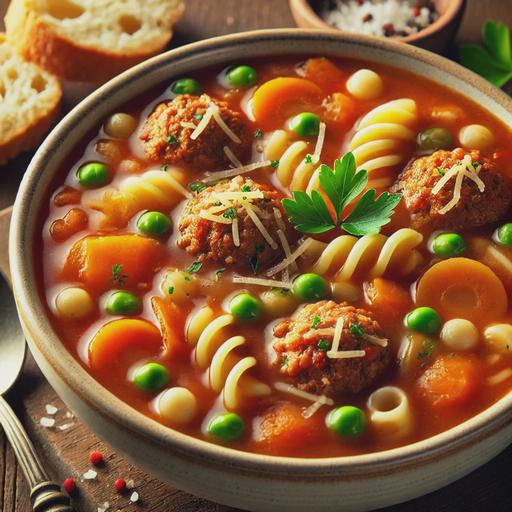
[367,386,414,439]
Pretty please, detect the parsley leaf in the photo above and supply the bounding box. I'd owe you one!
[311,316,321,329]
[215,268,226,280]
[111,264,128,287]
[241,184,251,192]
[342,189,402,236]
[161,164,169,172]
[223,207,237,219]
[282,190,336,234]
[167,134,179,145]
[317,340,331,350]
[255,129,263,139]
[187,261,203,273]
[168,286,174,295]
[350,324,364,337]
[189,182,207,192]
[270,160,279,168]
[304,154,313,164]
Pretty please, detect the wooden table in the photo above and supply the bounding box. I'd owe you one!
[1,1,511,511]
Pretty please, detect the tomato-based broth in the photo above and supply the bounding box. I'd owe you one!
[40,56,512,458]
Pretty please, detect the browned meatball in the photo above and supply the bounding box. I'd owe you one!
[139,94,252,170]
[177,176,296,270]
[273,301,392,397]
[390,148,511,230]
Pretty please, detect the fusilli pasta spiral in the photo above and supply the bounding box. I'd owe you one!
[186,306,271,409]
[302,228,423,282]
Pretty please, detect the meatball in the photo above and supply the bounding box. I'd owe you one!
[177,176,295,269]
[139,94,252,170]
[390,148,511,230]
[273,301,391,397]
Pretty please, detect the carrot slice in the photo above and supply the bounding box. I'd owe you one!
[151,297,189,359]
[64,234,165,292]
[415,258,507,324]
[416,354,482,408]
[251,77,322,126]
[89,318,163,371]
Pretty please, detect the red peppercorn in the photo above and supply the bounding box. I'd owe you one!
[89,451,104,466]
[114,478,127,493]
[62,478,76,494]
[412,5,421,17]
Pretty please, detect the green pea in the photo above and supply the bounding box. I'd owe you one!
[406,307,441,334]
[170,78,202,96]
[229,293,263,321]
[418,127,453,151]
[76,162,110,188]
[432,233,466,258]
[289,112,321,137]
[497,223,512,247]
[292,273,329,302]
[106,290,141,316]
[137,211,172,237]
[134,362,169,392]
[326,406,366,438]
[208,413,245,441]
[226,65,257,88]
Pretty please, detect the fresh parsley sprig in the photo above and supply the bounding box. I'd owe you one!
[459,21,512,87]
[282,152,401,236]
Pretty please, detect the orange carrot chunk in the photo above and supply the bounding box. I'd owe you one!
[64,234,165,292]
[151,297,189,359]
[89,318,163,371]
[251,77,322,126]
[416,354,482,408]
[303,57,346,92]
[365,278,412,329]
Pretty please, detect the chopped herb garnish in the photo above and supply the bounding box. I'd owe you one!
[183,273,192,282]
[255,243,265,253]
[282,152,402,236]
[436,167,445,177]
[417,339,436,367]
[249,255,259,275]
[193,113,203,120]
[350,324,364,337]
[311,316,321,329]
[215,268,226,280]
[223,207,237,219]
[111,264,128,287]
[473,161,481,168]
[304,154,313,164]
[168,286,174,295]
[189,182,207,192]
[161,164,169,172]
[166,134,179,145]
[255,128,263,139]
[281,355,289,367]
[317,340,331,351]
[270,160,280,168]
[241,184,251,192]
[187,261,203,274]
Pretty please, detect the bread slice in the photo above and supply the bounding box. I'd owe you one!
[4,0,185,83]
[0,33,62,165]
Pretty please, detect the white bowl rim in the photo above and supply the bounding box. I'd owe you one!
[10,28,512,477]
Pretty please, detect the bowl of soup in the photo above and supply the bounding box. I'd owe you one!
[10,29,512,511]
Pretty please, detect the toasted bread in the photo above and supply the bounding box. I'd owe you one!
[0,33,62,165]
[4,0,185,83]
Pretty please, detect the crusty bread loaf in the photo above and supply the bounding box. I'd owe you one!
[4,0,185,83]
[0,33,62,165]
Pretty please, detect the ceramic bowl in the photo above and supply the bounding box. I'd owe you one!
[289,0,466,53]
[10,29,512,512]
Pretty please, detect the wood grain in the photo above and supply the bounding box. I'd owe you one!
[0,0,511,511]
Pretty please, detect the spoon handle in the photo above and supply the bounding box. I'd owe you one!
[0,396,75,511]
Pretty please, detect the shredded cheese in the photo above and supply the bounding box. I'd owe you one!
[487,368,512,385]
[487,246,512,274]
[199,210,233,224]
[211,103,242,143]
[363,333,389,348]
[202,160,272,183]
[273,207,287,232]
[326,350,366,359]
[232,275,293,289]
[180,121,197,129]
[302,401,324,419]
[330,317,345,353]
[223,145,243,167]
[242,201,278,249]
[232,217,240,247]
[274,382,334,405]
[304,328,335,340]
[214,190,264,201]
[311,122,326,164]
[266,238,314,277]
[438,167,464,214]
[190,105,215,140]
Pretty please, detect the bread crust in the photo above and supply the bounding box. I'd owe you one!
[5,0,182,82]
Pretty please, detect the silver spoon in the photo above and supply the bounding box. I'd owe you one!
[0,273,74,511]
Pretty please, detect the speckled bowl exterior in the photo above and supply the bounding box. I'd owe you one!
[10,30,512,512]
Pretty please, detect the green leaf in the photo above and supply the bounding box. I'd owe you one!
[483,21,512,67]
[319,153,368,223]
[342,190,402,236]
[282,191,335,234]
[459,44,512,87]
[187,261,203,273]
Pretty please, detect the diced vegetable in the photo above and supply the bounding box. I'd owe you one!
[133,362,169,392]
[459,124,494,151]
[55,287,95,320]
[365,278,412,329]
[104,113,137,139]
[105,290,141,316]
[226,65,257,88]
[326,406,366,438]
[170,78,201,96]
[346,69,383,100]
[251,77,322,125]
[405,307,441,335]
[289,112,320,137]
[431,232,466,258]
[416,258,508,322]
[151,297,189,358]
[292,273,329,302]
[76,162,110,188]
[417,127,453,151]
[302,58,345,92]
[158,387,197,424]
[65,234,165,292]
[229,293,263,321]
[416,354,482,408]
[208,413,245,441]
[322,92,357,125]
[440,319,479,351]
[88,319,163,370]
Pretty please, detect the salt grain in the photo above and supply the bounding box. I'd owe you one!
[83,469,98,480]
[125,479,135,489]
[40,417,56,428]
[97,502,110,512]
[45,404,58,415]
[57,422,74,431]
[65,410,75,419]
[130,491,140,503]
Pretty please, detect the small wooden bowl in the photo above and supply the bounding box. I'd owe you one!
[289,0,466,53]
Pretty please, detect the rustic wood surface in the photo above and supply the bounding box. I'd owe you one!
[1,1,512,510]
